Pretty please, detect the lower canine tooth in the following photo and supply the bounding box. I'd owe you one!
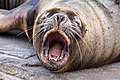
[49,56,59,62]
[60,51,66,60]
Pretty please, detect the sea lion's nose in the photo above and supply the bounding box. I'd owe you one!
[56,14,65,23]
[53,14,66,27]
[53,13,65,30]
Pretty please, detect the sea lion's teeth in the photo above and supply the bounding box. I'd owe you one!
[59,51,65,60]
[49,57,58,62]
[45,51,48,57]
[59,54,63,60]
[59,46,67,60]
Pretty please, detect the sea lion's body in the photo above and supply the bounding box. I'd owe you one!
[33,0,120,72]
[0,0,120,72]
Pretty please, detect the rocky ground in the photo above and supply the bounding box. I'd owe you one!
[0,30,120,80]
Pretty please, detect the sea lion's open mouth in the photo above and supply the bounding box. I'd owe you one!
[41,31,70,71]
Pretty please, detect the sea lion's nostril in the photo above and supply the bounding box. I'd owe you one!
[56,15,65,22]
[60,15,65,22]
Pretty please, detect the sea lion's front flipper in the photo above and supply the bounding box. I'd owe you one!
[0,0,39,37]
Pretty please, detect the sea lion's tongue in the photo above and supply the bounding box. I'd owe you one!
[48,42,62,61]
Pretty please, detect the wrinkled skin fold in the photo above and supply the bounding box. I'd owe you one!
[0,0,120,72]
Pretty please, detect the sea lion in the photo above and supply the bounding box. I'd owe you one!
[0,0,120,73]
[33,0,120,72]
[0,0,39,37]
[0,0,26,10]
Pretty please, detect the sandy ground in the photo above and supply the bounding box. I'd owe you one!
[0,31,120,80]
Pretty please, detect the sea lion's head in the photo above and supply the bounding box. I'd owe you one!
[33,8,87,72]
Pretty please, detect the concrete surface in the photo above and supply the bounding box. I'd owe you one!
[0,30,120,80]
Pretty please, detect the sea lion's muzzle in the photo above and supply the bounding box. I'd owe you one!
[37,12,72,71]
[41,31,70,71]
[34,8,85,72]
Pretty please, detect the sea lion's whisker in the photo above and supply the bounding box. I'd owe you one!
[16,27,33,37]
[71,25,82,32]
[66,27,82,40]
[27,26,45,46]
[27,25,47,44]
[27,27,42,45]
[32,27,47,46]
[73,29,94,56]
[38,22,52,27]
[31,19,53,42]
[67,27,93,56]
[27,28,44,46]
[68,29,83,61]
[16,31,25,37]
[63,27,73,43]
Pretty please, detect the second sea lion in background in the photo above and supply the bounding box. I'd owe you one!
[0,0,39,37]
[0,0,26,10]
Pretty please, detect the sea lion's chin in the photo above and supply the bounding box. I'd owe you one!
[40,31,70,72]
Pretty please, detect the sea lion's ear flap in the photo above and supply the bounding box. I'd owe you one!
[80,18,88,36]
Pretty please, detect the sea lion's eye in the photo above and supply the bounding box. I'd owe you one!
[47,12,55,18]
[66,11,76,21]
[71,16,82,27]
[47,10,58,18]
[46,8,61,17]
